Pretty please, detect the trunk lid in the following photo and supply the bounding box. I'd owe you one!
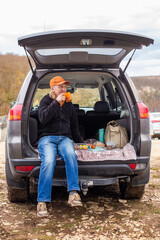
[18,30,154,69]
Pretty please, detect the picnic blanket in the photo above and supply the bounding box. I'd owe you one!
[75,143,136,161]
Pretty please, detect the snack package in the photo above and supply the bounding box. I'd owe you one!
[74,144,88,150]
[94,141,105,148]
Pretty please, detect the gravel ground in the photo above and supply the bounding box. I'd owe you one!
[0,140,160,240]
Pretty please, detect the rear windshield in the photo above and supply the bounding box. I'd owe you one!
[32,71,123,112]
[37,48,123,56]
[150,113,160,119]
[33,87,100,109]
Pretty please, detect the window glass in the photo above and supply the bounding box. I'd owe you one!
[72,88,100,108]
[103,80,122,111]
[37,48,123,56]
[32,87,100,109]
[150,113,160,118]
[33,88,50,108]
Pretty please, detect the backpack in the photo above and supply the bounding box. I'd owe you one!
[104,120,128,148]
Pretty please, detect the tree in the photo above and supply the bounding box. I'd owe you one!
[0,54,29,116]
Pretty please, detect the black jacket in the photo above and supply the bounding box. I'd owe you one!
[38,94,83,143]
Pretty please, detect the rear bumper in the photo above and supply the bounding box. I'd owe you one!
[32,176,125,191]
[9,156,150,179]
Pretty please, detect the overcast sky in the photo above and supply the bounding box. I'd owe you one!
[0,0,160,76]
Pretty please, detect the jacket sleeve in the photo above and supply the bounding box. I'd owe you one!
[70,105,83,143]
[38,95,60,125]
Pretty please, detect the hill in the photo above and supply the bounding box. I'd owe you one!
[0,54,29,115]
[132,76,160,112]
[0,54,160,115]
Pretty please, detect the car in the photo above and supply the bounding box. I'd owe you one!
[150,112,160,139]
[5,30,154,202]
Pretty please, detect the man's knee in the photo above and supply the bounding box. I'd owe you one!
[65,148,76,158]
[41,155,56,169]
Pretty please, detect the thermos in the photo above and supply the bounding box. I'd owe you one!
[99,128,104,143]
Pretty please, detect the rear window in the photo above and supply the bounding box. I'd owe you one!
[37,48,123,56]
[150,113,160,119]
[32,87,100,109]
[72,88,100,108]
[32,72,123,112]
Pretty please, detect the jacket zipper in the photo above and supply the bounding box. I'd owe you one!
[59,107,62,135]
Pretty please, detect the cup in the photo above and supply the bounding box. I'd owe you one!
[65,92,72,102]
[99,128,104,143]
[106,141,115,150]
[106,142,113,150]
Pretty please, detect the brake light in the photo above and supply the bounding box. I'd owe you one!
[151,120,160,123]
[137,103,149,119]
[9,104,23,121]
[128,164,136,169]
[129,163,146,170]
[15,166,35,172]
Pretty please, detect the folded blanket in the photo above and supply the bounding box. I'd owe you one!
[75,143,136,161]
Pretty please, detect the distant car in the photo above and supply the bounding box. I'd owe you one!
[150,112,160,138]
[5,30,153,202]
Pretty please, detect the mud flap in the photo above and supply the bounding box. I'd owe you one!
[130,163,150,186]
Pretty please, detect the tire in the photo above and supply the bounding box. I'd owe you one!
[119,181,145,199]
[7,187,28,202]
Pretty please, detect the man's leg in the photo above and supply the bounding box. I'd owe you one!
[58,136,82,206]
[58,136,80,191]
[37,136,58,205]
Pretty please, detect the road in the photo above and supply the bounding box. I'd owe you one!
[0,140,160,240]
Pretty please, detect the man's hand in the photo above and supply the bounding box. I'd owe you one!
[56,93,66,105]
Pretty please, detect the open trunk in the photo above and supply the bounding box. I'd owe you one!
[29,70,135,162]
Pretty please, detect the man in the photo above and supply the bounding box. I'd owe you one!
[37,76,83,217]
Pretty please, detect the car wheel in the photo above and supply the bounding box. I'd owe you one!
[119,181,145,199]
[7,187,28,202]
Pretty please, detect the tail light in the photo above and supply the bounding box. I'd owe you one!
[128,163,146,170]
[9,104,23,121]
[151,120,160,123]
[128,164,136,169]
[15,166,35,172]
[137,103,149,119]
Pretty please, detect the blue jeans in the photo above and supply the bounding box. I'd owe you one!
[37,136,80,202]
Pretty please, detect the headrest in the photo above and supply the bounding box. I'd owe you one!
[94,101,109,113]
[73,104,79,110]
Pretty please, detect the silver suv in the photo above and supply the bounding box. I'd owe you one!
[5,30,153,202]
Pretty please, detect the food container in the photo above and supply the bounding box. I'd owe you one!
[74,143,88,150]
[106,141,115,150]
